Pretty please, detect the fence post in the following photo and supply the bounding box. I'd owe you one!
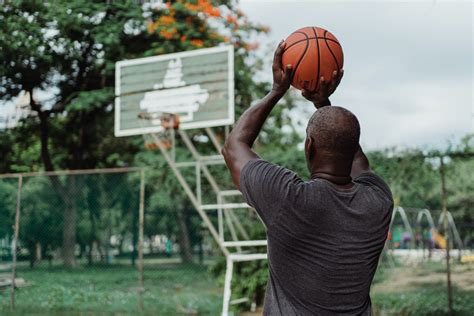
[10,175,22,310]
[440,156,453,315]
[137,169,145,309]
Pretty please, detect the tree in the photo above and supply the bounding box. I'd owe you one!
[0,1,147,266]
[0,0,272,267]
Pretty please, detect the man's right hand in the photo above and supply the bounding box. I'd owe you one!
[301,69,344,109]
[271,40,293,97]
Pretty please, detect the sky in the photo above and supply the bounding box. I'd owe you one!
[0,1,472,150]
[240,0,473,150]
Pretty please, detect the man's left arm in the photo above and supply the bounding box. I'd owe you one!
[222,40,292,189]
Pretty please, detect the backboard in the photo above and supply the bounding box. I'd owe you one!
[115,45,234,137]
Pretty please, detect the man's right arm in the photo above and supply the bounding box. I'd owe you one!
[351,145,370,179]
[351,146,393,201]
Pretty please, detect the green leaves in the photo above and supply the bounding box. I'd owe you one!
[66,88,113,112]
[0,2,53,97]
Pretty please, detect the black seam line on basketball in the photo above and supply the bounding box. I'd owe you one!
[312,27,320,91]
[283,35,341,54]
[291,31,310,85]
[284,36,340,52]
[324,30,340,72]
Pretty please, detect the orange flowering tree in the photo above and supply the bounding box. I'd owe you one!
[144,0,271,116]
[145,0,267,52]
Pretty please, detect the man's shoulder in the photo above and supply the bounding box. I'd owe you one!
[241,159,299,182]
[354,171,393,202]
[239,159,304,227]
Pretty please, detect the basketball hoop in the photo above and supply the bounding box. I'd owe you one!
[116,47,261,316]
[138,112,180,151]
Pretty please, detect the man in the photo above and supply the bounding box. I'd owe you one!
[222,40,393,315]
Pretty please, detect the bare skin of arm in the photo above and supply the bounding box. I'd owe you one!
[350,145,370,178]
[222,40,293,189]
[301,69,371,179]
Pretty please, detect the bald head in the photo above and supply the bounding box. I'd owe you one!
[306,106,360,163]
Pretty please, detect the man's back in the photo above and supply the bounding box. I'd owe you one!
[240,159,393,315]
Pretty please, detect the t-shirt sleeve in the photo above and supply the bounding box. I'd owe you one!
[240,159,302,228]
[355,171,393,201]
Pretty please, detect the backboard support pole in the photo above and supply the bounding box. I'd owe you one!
[150,132,229,256]
[180,130,253,238]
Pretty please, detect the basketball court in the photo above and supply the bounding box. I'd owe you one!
[1,2,472,315]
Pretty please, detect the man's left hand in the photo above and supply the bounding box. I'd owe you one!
[302,69,344,109]
[271,40,293,96]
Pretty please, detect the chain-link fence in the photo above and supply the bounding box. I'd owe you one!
[0,169,473,315]
[0,168,223,314]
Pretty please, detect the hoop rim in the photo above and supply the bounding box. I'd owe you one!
[137,111,181,130]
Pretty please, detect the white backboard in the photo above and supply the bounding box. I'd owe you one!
[115,45,234,137]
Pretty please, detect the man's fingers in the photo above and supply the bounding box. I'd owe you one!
[284,64,293,83]
[301,89,310,99]
[328,69,344,94]
[272,40,285,70]
[317,76,327,92]
[328,71,338,92]
[335,69,344,85]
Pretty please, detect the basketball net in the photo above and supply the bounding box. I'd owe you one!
[137,112,180,150]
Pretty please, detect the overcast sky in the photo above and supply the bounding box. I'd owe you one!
[240,0,473,150]
[1,1,471,150]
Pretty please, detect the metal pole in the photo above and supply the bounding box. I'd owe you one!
[218,195,224,241]
[179,130,221,193]
[440,156,453,315]
[205,127,223,152]
[222,256,234,316]
[228,209,250,240]
[0,166,144,179]
[10,175,22,310]
[151,133,229,256]
[224,207,242,252]
[137,169,145,309]
[196,164,202,205]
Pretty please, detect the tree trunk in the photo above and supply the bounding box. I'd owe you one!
[28,243,35,269]
[62,183,77,268]
[35,103,79,268]
[62,205,77,267]
[131,205,137,266]
[88,201,97,265]
[106,212,112,264]
[176,207,193,264]
[118,235,124,256]
[35,242,42,265]
[148,234,155,254]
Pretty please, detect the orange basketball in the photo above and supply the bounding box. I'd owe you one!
[282,26,344,91]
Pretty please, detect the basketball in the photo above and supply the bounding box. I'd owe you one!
[282,26,344,91]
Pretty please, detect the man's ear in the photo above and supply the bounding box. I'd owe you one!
[305,136,315,161]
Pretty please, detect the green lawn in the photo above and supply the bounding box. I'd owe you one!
[372,287,474,316]
[2,260,473,315]
[371,261,474,315]
[1,263,222,315]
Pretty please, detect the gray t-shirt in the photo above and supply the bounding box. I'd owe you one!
[240,159,393,315]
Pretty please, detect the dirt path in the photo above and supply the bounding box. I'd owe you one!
[372,263,474,294]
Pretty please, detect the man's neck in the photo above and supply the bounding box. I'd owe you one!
[310,166,353,187]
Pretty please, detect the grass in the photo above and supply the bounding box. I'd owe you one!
[1,259,473,315]
[371,261,474,315]
[0,263,222,315]
[372,286,474,316]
